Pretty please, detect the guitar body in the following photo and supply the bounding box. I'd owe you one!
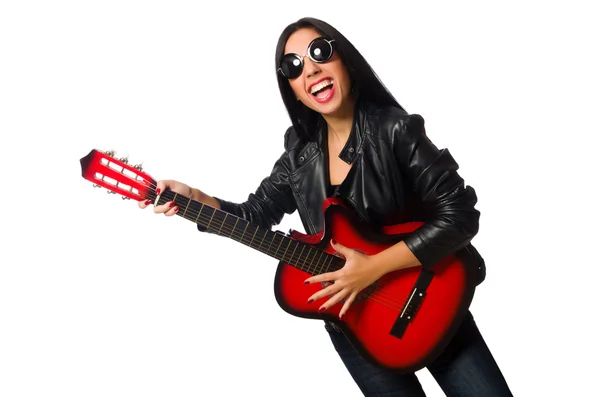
[274,199,478,374]
[80,149,479,375]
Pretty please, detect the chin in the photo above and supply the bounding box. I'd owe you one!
[308,97,343,116]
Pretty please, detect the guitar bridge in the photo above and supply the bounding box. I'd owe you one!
[389,270,433,339]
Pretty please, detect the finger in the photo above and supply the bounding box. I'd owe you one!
[305,271,338,285]
[339,290,359,319]
[307,282,342,304]
[154,201,177,214]
[331,239,350,257]
[138,199,153,209]
[164,204,179,217]
[319,289,349,313]
[155,180,168,196]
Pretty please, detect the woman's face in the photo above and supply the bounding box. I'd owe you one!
[283,28,353,118]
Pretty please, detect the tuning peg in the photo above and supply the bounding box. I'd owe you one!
[133,163,143,171]
[119,156,129,164]
[121,196,130,200]
[107,190,116,195]
[104,150,116,158]
[92,183,102,188]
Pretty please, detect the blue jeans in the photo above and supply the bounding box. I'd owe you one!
[325,311,513,396]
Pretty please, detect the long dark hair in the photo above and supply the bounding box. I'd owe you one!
[275,17,406,141]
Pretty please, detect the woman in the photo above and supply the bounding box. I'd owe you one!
[139,17,513,397]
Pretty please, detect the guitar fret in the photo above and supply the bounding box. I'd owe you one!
[274,234,285,258]
[217,213,228,235]
[313,250,324,274]
[195,203,204,224]
[297,245,306,270]
[249,225,260,247]
[266,232,277,255]
[281,239,292,262]
[182,197,192,218]
[318,254,327,273]
[315,250,325,274]
[310,250,324,272]
[305,247,314,270]
[258,228,268,251]
[206,208,217,229]
[325,254,334,272]
[230,218,239,238]
[285,241,299,266]
[239,222,250,243]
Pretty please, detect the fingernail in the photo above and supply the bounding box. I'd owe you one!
[168,201,175,208]
[304,280,310,285]
[331,239,337,245]
[174,207,179,213]
[144,199,151,205]
[156,188,161,195]
[307,299,314,304]
[318,307,326,313]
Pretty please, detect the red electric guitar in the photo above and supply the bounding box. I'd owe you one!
[80,149,479,374]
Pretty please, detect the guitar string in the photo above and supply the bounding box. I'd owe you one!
[96,158,413,311]
[109,174,411,311]
[143,188,414,312]
[140,185,413,312]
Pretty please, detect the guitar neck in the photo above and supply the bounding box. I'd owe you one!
[153,190,342,275]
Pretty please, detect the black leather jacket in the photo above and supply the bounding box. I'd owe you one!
[212,98,486,283]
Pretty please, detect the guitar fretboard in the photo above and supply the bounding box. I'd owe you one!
[153,190,345,276]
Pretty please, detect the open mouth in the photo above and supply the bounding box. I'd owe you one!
[310,78,334,99]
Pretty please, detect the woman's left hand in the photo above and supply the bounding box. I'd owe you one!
[304,239,385,319]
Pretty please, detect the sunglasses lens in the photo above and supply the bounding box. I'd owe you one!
[309,38,333,62]
[279,38,334,79]
[280,54,303,79]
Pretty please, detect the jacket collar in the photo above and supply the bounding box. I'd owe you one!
[319,95,367,165]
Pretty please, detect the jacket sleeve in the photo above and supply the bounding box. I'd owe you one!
[393,114,480,269]
[198,150,297,233]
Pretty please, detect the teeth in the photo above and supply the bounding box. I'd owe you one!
[310,79,333,94]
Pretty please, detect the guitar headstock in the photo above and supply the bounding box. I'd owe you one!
[80,149,156,201]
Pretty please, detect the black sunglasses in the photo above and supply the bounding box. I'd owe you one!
[277,37,336,79]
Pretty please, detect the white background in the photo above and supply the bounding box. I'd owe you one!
[1,1,599,396]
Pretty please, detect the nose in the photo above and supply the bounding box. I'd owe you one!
[303,57,321,78]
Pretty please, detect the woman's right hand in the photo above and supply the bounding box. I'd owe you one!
[138,179,193,217]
